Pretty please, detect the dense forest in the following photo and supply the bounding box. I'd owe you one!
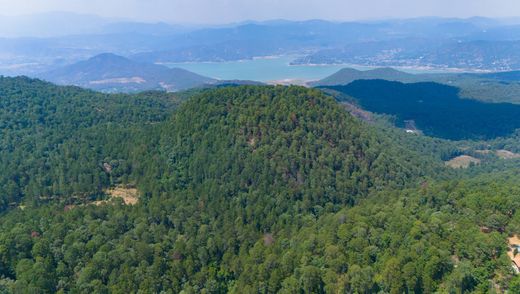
[0,78,520,293]
[0,76,183,209]
[323,80,520,140]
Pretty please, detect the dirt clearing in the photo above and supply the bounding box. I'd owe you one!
[445,155,481,168]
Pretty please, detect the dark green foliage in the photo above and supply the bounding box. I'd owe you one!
[487,130,520,153]
[231,171,520,293]
[0,76,180,210]
[155,86,436,210]
[324,80,520,140]
[312,67,520,104]
[0,80,519,293]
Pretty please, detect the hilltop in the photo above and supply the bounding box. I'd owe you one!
[38,53,216,93]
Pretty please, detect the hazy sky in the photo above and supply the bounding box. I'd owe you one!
[1,0,519,24]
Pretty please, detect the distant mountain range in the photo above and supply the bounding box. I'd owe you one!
[4,16,520,76]
[131,19,520,67]
[37,53,216,93]
[292,39,520,71]
[0,12,190,38]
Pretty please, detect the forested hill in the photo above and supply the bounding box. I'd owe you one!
[0,82,451,292]
[0,79,443,216]
[149,86,439,209]
[2,81,520,292]
[0,76,181,210]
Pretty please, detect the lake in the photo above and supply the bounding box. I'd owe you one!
[163,56,361,83]
[162,55,456,83]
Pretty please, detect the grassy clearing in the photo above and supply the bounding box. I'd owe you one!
[445,155,481,168]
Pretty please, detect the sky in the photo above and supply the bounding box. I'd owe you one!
[1,0,519,24]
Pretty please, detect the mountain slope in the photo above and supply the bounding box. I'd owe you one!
[2,82,520,292]
[313,67,520,104]
[0,76,182,210]
[153,86,437,207]
[38,53,216,93]
[0,84,445,292]
[322,80,520,140]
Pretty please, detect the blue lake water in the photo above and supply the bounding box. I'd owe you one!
[162,56,360,82]
[163,56,455,82]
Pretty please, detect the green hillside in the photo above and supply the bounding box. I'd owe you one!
[312,67,520,104]
[0,76,181,210]
[1,80,520,293]
[323,80,520,140]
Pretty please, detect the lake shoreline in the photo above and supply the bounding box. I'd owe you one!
[160,55,496,82]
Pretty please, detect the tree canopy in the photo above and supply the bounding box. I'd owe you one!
[0,79,519,293]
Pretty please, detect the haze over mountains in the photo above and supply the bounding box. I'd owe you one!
[0,12,189,38]
[293,39,520,70]
[37,53,215,93]
[4,13,520,78]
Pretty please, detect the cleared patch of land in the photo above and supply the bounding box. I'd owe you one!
[445,155,481,169]
[507,235,520,273]
[496,150,520,159]
[92,186,140,206]
[107,186,139,205]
